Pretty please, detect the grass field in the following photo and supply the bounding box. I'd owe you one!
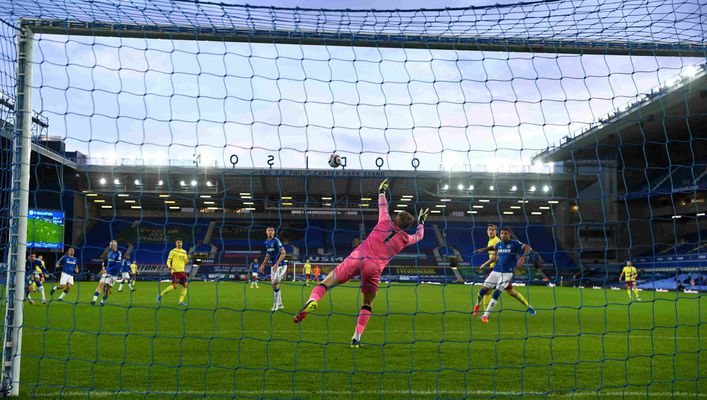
[16,281,706,399]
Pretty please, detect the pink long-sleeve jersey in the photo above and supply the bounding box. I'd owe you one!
[348,194,425,267]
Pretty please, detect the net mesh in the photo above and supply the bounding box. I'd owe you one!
[0,0,705,398]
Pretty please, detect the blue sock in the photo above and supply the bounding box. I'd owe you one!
[492,289,501,300]
[477,287,488,304]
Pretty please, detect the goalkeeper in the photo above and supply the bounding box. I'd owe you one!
[294,179,429,348]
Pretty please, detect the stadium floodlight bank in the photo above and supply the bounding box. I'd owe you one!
[1,0,705,398]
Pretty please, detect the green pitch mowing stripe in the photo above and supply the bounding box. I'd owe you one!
[18,282,706,399]
[20,389,707,399]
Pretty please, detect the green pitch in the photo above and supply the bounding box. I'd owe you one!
[26,217,63,247]
[17,282,706,399]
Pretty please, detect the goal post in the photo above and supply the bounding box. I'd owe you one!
[1,27,34,397]
[20,18,706,58]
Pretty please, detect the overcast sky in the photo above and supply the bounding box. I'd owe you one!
[27,0,704,172]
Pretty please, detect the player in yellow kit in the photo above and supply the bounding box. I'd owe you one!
[157,239,190,306]
[130,258,138,288]
[619,260,641,301]
[304,258,312,287]
[476,224,500,310]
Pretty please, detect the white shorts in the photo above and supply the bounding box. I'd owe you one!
[59,272,75,286]
[483,271,514,291]
[121,272,131,280]
[100,274,119,287]
[270,265,287,284]
[251,272,258,278]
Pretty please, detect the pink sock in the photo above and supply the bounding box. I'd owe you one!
[309,285,327,302]
[355,309,371,335]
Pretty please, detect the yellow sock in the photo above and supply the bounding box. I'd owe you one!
[161,285,176,297]
[179,288,188,303]
[633,288,640,298]
[514,292,529,308]
[626,289,632,300]
[482,291,492,310]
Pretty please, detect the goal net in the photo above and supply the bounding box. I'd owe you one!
[0,0,704,398]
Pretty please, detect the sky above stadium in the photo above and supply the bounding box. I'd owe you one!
[28,0,704,172]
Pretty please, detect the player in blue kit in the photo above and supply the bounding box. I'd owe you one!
[249,258,260,289]
[91,240,122,306]
[260,227,287,311]
[51,247,79,301]
[30,253,50,304]
[25,255,38,305]
[472,227,535,323]
[117,253,135,292]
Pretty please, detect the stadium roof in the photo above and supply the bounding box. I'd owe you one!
[61,165,591,217]
[0,120,78,169]
[532,64,707,163]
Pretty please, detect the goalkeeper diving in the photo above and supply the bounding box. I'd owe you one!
[294,179,429,348]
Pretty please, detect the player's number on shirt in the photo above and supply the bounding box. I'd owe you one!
[383,232,397,244]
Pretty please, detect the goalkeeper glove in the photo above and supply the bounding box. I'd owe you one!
[417,208,430,224]
[378,179,389,195]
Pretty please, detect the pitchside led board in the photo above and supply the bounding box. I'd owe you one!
[26,209,64,250]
